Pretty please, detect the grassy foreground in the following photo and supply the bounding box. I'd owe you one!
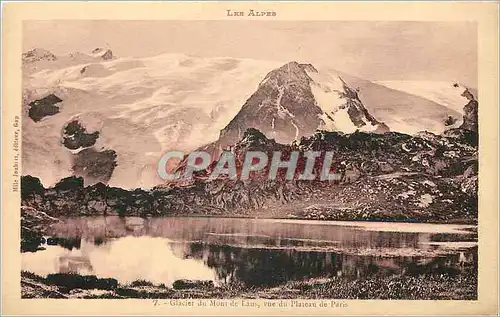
[21,267,477,300]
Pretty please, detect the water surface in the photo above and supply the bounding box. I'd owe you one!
[22,217,477,287]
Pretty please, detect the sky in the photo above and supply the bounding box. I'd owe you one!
[23,20,477,86]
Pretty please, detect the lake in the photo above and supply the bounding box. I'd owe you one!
[22,216,477,287]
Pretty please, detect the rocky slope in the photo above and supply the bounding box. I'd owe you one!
[21,124,478,224]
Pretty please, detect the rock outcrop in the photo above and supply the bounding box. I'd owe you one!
[62,120,100,150]
[443,88,479,147]
[91,48,114,60]
[73,149,117,185]
[21,127,478,223]
[27,94,63,122]
[459,89,478,133]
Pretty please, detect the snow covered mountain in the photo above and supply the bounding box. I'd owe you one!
[375,80,476,114]
[23,48,115,78]
[374,80,475,133]
[216,61,388,152]
[22,48,475,189]
[23,50,282,188]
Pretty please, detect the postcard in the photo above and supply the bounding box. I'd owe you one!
[1,1,498,315]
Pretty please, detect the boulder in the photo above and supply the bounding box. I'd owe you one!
[172,279,214,290]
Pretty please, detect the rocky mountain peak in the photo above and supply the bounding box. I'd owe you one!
[201,61,390,169]
[91,47,114,60]
[258,61,318,88]
[219,61,323,146]
[22,48,57,64]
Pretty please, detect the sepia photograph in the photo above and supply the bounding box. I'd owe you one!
[2,2,498,316]
[18,19,480,300]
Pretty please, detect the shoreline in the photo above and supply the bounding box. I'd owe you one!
[52,213,479,226]
[21,266,478,300]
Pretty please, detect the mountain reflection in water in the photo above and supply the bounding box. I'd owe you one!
[21,216,477,287]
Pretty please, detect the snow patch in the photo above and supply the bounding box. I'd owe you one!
[417,194,434,208]
[290,121,300,141]
[398,190,417,199]
[375,80,471,114]
[307,69,381,133]
[421,180,437,187]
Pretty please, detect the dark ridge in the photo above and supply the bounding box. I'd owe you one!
[20,175,45,200]
[54,176,85,191]
[46,273,118,290]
